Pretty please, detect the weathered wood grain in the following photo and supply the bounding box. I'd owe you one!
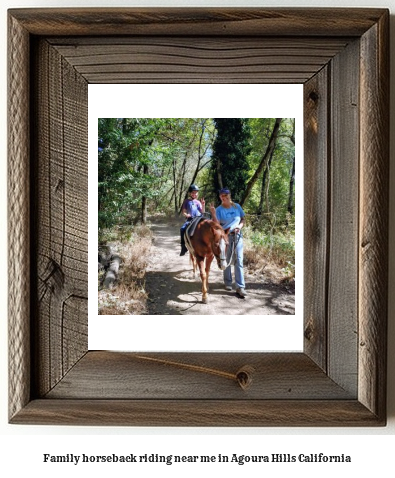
[8,12,31,421]
[303,67,329,371]
[46,352,354,400]
[31,39,88,397]
[49,37,350,84]
[327,39,360,396]
[7,7,389,426]
[8,8,387,37]
[11,399,383,427]
[359,12,389,420]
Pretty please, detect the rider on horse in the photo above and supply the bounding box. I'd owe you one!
[179,184,205,256]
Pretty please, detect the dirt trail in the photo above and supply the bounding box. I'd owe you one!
[144,218,295,315]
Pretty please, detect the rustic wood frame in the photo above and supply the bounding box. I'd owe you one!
[8,8,389,426]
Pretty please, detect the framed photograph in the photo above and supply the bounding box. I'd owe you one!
[8,8,389,426]
[90,85,303,352]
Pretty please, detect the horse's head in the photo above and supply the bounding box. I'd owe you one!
[211,224,230,270]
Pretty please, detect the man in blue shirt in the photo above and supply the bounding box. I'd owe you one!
[210,188,247,297]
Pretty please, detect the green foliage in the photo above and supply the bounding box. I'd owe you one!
[210,118,252,203]
[242,118,295,223]
[98,118,160,228]
[243,222,295,281]
[98,118,199,229]
[248,227,295,255]
[98,117,296,239]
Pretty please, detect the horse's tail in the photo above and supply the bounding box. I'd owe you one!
[185,230,194,256]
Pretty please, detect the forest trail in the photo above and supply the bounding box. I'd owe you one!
[144,217,295,315]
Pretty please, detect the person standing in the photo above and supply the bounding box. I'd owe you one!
[210,188,247,297]
[179,184,205,256]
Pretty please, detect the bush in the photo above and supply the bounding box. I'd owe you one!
[243,224,295,283]
[98,225,153,314]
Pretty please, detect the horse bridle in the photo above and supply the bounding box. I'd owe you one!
[215,230,241,269]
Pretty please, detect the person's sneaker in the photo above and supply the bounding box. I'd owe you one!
[236,287,247,297]
[180,245,188,256]
[225,285,233,291]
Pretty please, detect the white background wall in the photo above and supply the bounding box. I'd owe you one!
[1,1,394,477]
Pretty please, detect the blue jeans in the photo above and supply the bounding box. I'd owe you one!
[224,232,245,289]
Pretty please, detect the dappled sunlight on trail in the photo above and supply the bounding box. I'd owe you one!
[144,218,295,316]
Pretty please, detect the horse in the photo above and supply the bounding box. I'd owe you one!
[185,218,230,304]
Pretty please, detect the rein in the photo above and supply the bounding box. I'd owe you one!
[186,216,241,269]
[222,231,241,268]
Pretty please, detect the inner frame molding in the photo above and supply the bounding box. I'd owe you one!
[8,8,389,426]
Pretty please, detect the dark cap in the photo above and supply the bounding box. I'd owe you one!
[188,184,199,192]
[218,188,231,195]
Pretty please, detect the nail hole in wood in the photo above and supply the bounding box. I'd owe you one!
[309,91,319,103]
[236,365,255,390]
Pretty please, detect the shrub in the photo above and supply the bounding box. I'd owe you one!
[243,224,295,283]
[98,225,153,315]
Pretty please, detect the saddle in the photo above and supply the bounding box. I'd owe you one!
[186,212,212,236]
[184,213,211,256]
[186,216,204,237]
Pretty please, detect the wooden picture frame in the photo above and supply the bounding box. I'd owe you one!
[8,8,389,426]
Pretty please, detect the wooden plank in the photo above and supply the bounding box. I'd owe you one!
[55,47,348,61]
[31,39,51,399]
[327,39,360,395]
[359,13,389,420]
[52,45,348,63]
[49,36,350,49]
[76,60,329,72]
[50,36,349,85]
[8,13,31,421]
[303,67,329,371]
[46,352,354,400]
[32,39,88,396]
[80,73,312,84]
[11,399,383,427]
[8,8,387,37]
[62,297,88,374]
[49,36,351,53]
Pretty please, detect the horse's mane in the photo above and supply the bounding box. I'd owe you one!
[203,219,225,234]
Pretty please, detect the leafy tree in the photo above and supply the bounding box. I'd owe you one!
[98,117,295,234]
[98,118,172,229]
[239,118,282,208]
[210,119,252,203]
[98,118,215,228]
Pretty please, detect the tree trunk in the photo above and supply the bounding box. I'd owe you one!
[103,254,122,289]
[288,156,296,215]
[141,164,148,224]
[240,118,282,207]
[178,151,188,209]
[257,144,276,215]
[217,160,223,190]
[257,165,268,215]
[172,158,178,213]
[178,119,212,215]
[265,162,271,214]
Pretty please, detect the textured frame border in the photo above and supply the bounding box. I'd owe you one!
[8,8,389,426]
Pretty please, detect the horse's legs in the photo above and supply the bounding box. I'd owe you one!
[204,254,214,299]
[196,256,208,303]
[190,254,197,277]
[198,254,214,304]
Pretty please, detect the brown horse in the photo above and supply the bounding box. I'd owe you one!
[185,219,230,303]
